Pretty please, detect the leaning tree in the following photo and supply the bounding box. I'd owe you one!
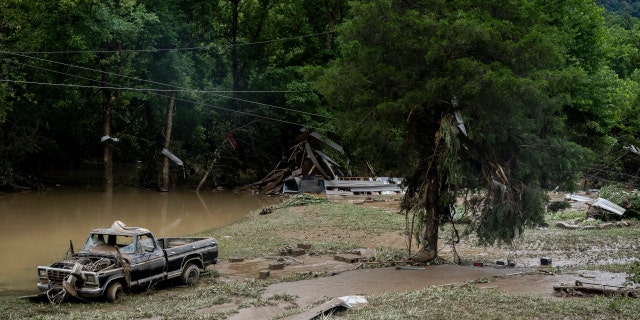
[317,0,614,260]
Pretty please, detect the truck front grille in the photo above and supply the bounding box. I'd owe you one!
[47,269,70,284]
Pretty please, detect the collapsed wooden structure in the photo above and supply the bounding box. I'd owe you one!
[250,130,404,195]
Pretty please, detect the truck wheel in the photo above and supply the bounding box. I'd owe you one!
[180,263,200,286]
[105,282,123,302]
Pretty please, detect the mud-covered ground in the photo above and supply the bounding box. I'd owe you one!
[202,193,637,320]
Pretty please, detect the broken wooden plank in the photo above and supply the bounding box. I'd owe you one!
[309,131,344,154]
[305,142,330,179]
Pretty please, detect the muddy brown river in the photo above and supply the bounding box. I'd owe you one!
[0,186,280,292]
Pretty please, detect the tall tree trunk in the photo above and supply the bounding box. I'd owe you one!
[404,120,454,262]
[324,0,342,49]
[100,41,122,193]
[161,92,176,192]
[102,96,113,193]
[231,0,240,107]
[423,173,441,259]
[101,58,116,193]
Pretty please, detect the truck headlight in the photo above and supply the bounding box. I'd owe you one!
[85,274,97,285]
[38,269,47,278]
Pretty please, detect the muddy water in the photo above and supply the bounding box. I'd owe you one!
[0,187,280,292]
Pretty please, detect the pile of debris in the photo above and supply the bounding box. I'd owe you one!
[250,130,346,194]
[564,194,627,220]
[250,130,405,196]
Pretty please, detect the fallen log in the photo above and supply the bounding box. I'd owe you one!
[553,280,638,298]
[556,221,580,229]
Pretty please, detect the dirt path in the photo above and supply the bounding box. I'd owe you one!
[207,258,624,320]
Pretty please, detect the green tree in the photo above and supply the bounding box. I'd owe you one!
[317,0,603,258]
[187,0,342,188]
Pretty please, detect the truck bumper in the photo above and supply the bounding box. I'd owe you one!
[75,287,103,298]
[36,282,103,298]
[36,282,50,293]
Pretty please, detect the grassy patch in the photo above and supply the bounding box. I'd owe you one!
[335,286,640,319]
[197,201,406,260]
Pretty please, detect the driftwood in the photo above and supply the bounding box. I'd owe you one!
[556,221,580,229]
[9,182,31,191]
[554,280,638,298]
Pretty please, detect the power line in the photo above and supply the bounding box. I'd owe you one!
[0,79,159,92]
[0,79,310,94]
[172,95,306,127]
[3,31,334,55]
[1,60,324,127]
[2,53,333,119]
[2,51,308,93]
[0,79,307,127]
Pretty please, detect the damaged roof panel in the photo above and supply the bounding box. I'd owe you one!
[592,198,625,216]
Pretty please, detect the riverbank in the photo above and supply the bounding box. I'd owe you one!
[1,194,640,319]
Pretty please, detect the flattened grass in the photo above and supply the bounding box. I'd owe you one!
[338,286,640,320]
[196,200,405,260]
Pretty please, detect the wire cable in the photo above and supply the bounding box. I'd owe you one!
[2,51,308,93]
[4,31,334,55]
[1,53,333,119]
[1,60,310,127]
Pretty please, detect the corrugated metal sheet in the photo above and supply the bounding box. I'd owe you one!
[592,198,625,216]
[564,194,592,202]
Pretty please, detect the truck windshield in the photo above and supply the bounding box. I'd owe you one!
[83,233,136,254]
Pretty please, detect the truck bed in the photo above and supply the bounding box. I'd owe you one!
[157,237,212,249]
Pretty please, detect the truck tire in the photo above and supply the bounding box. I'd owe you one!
[105,281,123,302]
[180,263,200,286]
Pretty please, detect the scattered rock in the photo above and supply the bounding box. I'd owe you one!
[291,248,306,256]
[599,223,615,230]
[269,263,285,270]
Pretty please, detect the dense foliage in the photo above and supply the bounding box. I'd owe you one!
[2,0,640,249]
[0,0,341,190]
[315,0,640,249]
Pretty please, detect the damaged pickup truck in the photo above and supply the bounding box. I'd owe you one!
[36,221,218,303]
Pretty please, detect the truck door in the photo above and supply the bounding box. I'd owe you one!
[138,234,166,281]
